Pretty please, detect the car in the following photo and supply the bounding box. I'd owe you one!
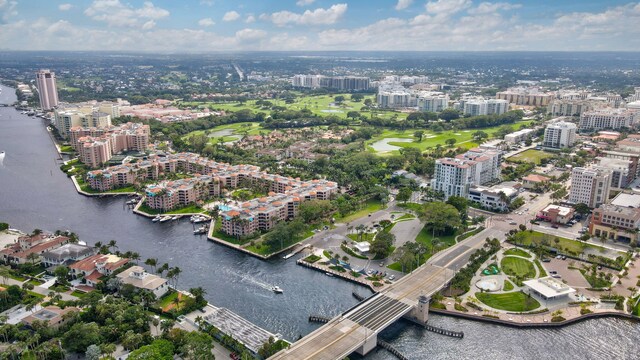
[556,255,562,259]
[509,221,518,225]
[561,255,567,260]
[549,270,558,275]
[551,274,562,278]
[551,224,559,229]
[597,266,602,270]
[368,213,372,217]
[389,275,395,280]
[542,258,550,262]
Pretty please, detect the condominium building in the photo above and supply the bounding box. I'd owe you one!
[543,121,577,149]
[590,193,640,243]
[547,99,605,117]
[377,85,416,108]
[504,128,536,144]
[467,183,519,212]
[596,157,635,190]
[291,75,369,90]
[77,136,113,169]
[35,69,59,110]
[496,87,552,106]
[145,175,221,211]
[603,150,640,178]
[417,93,449,113]
[432,148,502,199]
[463,99,509,116]
[578,109,636,132]
[568,166,612,208]
[70,122,150,168]
[54,101,121,137]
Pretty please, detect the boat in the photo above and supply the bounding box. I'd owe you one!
[271,286,283,294]
[325,272,334,277]
[159,216,172,223]
[126,199,138,205]
[193,226,208,235]
[152,215,161,222]
[171,215,180,221]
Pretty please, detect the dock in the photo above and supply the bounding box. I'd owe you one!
[283,244,311,259]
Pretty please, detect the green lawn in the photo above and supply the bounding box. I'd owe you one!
[76,176,136,194]
[515,231,590,255]
[503,248,532,258]
[579,269,612,289]
[338,199,385,223]
[182,122,271,144]
[397,202,423,213]
[388,226,457,272]
[507,149,554,165]
[138,203,203,215]
[501,257,536,279]
[503,280,514,291]
[476,291,541,312]
[534,260,548,277]
[70,290,87,298]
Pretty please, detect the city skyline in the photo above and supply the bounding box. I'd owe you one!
[0,0,639,52]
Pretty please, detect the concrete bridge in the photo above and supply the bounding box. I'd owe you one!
[271,227,504,360]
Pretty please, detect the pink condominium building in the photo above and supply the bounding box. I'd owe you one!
[70,122,150,168]
[87,152,338,235]
[36,69,59,110]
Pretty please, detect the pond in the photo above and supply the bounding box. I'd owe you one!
[370,138,413,152]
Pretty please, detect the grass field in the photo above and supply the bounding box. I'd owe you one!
[516,231,593,255]
[503,279,514,291]
[388,226,457,272]
[503,248,532,258]
[501,256,536,278]
[337,199,385,223]
[139,203,203,215]
[507,149,554,165]
[182,122,271,144]
[476,291,541,312]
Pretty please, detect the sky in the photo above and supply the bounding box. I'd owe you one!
[0,0,638,51]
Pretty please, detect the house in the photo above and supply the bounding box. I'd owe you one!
[41,243,95,268]
[69,254,129,287]
[116,265,169,298]
[0,235,70,265]
[467,183,520,212]
[537,204,575,224]
[521,174,550,190]
[22,306,79,329]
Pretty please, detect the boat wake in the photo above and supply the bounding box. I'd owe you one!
[0,151,5,166]
[239,274,275,292]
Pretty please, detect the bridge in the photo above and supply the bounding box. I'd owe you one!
[271,227,505,360]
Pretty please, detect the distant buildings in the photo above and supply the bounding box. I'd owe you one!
[417,93,450,113]
[547,99,601,117]
[542,121,577,149]
[462,99,509,116]
[54,100,121,136]
[578,109,636,132]
[35,69,59,110]
[496,87,552,107]
[568,166,611,208]
[376,84,416,108]
[589,193,640,243]
[291,75,370,91]
[504,128,536,144]
[431,148,502,199]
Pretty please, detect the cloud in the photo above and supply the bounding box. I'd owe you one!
[235,28,267,42]
[58,3,73,11]
[84,0,169,28]
[222,10,240,22]
[395,0,413,10]
[0,0,17,22]
[296,0,315,6]
[425,0,471,16]
[198,17,215,27]
[245,15,255,23]
[265,3,348,26]
[468,2,521,15]
[142,20,156,30]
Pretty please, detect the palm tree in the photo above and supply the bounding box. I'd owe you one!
[145,258,158,274]
[107,240,118,253]
[0,266,11,285]
[130,252,141,264]
[94,241,102,250]
[160,319,175,335]
[158,263,170,277]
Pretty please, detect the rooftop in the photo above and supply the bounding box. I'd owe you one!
[523,277,575,298]
[610,193,640,208]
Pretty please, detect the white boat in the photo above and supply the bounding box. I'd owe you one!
[193,226,207,235]
[152,215,161,222]
[325,272,334,277]
[271,286,283,294]
[126,199,138,205]
[159,216,172,223]
[171,215,180,221]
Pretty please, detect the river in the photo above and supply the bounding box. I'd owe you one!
[1,84,639,359]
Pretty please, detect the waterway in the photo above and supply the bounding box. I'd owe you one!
[1,84,640,359]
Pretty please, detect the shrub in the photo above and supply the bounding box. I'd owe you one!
[551,316,566,322]
[454,303,468,312]
[430,301,446,309]
[303,255,321,263]
[372,281,383,287]
[0,223,8,231]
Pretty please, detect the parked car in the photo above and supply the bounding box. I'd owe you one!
[389,275,395,280]
[549,270,558,275]
[509,221,518,225]
[542,258,550,262]
[551,274,562,278]
[556,255,562,259]
[561,255,567,260]
[551,224,559,229]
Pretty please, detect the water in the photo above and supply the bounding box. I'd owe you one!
[1,84,640,358]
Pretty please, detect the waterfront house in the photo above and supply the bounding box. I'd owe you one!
[116,265,169,298]
[69,253,129,287]
[41,243,95,268]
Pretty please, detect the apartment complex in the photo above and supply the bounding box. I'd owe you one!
[35,69,59,110]
[596,157,634,190]
[291,75,370,91]
[87,152,339,236]
[431,148,502,199]
[547,99,601,117]
[578,109,636,131]
[590,193,640,243]
[568,166,611,208]
[417,93,450,113]
[70,122,150,168]
[543,121,577,149]
[54,101,121,137]
[504,128,536,144]
[462,99,509,116]
[496,87,553,106]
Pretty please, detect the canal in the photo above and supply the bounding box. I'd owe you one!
[2,84,640,359]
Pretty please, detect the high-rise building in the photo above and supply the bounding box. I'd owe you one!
[462,99,509,116]
[417,93,449,113]
[543,121,577,149]
[496,87,552,106]
[547,99,602,117]
[596,157,634,190]
[54,101,120,137]
[291,75,369,91]
[35,69,59,110]
[568,166,611,208]
[578,109,636,131]
[431,148,502,199]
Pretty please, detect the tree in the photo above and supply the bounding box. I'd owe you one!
[145,258,158,274]
[472,131,488,143]
[181,331,214,359]
[396,187,413,203]
[414,130,424,142]
[371,231,395,259]
[574,203,590,215]
[347,111,360,120]
[334,95,345,103]
[351,94,364,102]
[61,322,103,353]
[53,266,70,286]
[26,252,39,265]
[445,138,456,147]
[128,339,174,360]
[439,109,460,121]
[446,196,468,221]
[86,344,101,360]
[107,240,118,253]
[364,98,373,106]
[420,202,461,237]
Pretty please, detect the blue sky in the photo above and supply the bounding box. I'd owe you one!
[0,0,638,51]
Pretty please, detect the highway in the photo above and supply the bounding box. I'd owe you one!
[270,226,503,360]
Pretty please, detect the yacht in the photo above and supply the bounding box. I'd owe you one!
[193,226,208,235]
[171,215,180,221]
[271,286,283,294]
[159,216,172,223]
[152,215,162,222]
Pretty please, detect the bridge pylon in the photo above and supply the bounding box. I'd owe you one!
[404,295,430,325]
